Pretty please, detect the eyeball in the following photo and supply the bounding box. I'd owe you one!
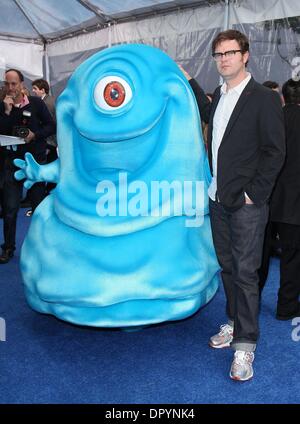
[94,76,133,110]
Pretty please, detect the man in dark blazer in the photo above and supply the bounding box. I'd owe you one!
[203,30,285,381]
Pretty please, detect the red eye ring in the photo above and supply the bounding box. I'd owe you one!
[103,81,126,107]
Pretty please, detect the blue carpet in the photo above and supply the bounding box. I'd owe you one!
[0,211,299,404]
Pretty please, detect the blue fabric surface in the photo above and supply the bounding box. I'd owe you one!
[0,212,299,403]
[14,44,219,326]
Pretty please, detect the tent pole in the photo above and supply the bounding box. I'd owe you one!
[223,0,230,31]
[108,22,112,48]
[219,0,230,85]
[44,43,51,92]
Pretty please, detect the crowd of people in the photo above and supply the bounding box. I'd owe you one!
[0,29,299,383]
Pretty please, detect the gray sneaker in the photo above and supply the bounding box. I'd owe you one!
[209,324,233,349]
[230,351,254,381]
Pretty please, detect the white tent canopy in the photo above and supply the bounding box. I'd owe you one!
[0,0,216,42]
[1,0,300,93]
[0,0,215,81]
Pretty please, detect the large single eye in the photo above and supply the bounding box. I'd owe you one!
[104,81,125,107]
[94,76,133,110]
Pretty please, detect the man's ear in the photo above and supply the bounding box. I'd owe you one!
[243,51,249,65]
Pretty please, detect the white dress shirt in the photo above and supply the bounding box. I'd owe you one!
[208,73,251,201]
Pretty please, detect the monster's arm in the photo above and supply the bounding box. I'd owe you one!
[14,152,60,189]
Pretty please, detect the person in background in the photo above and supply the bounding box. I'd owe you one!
[269,78,300,320]
[31,79,57,206]
[32,79,56,121]
[21,79,57,216]
[258,80,284,294]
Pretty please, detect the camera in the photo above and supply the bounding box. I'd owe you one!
[12,110,32,139]
[12,126,30,138]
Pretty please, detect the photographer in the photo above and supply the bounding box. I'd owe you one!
[0,69,55,264]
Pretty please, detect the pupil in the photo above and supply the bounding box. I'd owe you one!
[110,88,119,100]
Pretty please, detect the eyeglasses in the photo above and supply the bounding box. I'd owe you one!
[212,50,243,61]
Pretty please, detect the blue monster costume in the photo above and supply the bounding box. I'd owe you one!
[15,44,219,327]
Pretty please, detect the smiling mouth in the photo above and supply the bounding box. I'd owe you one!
[77,99,167,144]
[76,105,167,181]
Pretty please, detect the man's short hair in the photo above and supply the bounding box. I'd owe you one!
[32,78,50,95]
[5,68,24,82]
[282,78,300,104]
[263,81,279,90]
[212,29,249,55]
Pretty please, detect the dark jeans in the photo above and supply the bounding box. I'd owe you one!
[209,199,269,351]
[2,154,46,251]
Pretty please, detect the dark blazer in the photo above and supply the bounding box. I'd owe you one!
[271,104,300,225]
[207,77,285,211]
